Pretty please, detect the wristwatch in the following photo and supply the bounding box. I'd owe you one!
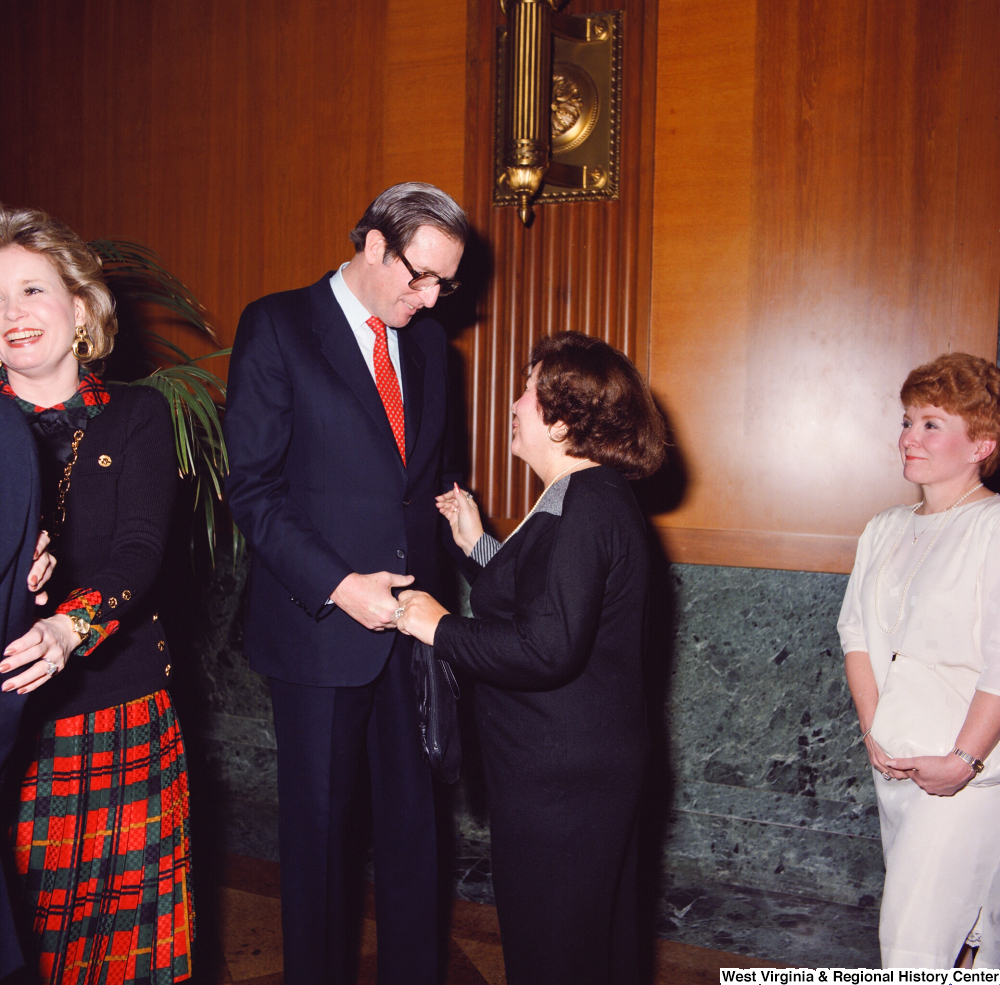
[69,615,91,643]
[953,748,985,774]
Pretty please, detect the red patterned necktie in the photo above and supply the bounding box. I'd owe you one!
[367,315,406,465]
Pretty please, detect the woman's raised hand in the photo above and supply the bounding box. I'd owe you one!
[0,615,78,694]
[435,483,484,556]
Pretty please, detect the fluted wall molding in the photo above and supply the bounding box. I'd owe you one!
[461,0,659,523]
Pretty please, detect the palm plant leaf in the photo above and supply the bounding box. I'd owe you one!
[128,351,236,565]
[92,236,241,565]
[90,239,219,342]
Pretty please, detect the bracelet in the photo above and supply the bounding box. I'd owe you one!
[69,615,91,642]
[861,726,873,740]
[953,748,985,775]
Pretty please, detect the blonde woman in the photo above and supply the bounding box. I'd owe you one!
[0,205,193,984]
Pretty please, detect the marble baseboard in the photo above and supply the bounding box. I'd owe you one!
[656,879,881,968]
[667,780,883,907]
[212,797,280,863]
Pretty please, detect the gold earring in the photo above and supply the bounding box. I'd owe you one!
[72,325,94,361]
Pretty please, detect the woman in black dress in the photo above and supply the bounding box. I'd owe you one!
[396,331,666,985]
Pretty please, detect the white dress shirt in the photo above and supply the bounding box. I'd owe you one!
[329,264,404,401]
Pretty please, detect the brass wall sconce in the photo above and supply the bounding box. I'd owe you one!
[495,0,622,225]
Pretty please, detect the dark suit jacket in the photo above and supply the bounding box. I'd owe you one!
[225,272,461,687]
[0,396,39,979]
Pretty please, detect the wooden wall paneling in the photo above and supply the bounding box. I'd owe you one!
[650,0,1000,573]
[383,0,467,199]
[0,0,467,361]
[459,0,660,529]
[951,0,1000,356]
[744,0,902,534]
[648,0,759,556]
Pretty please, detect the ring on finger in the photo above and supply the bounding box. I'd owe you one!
[394,607,404,620]
[465,492,473,502]
[42,657,58,678]
[882,771,891,780]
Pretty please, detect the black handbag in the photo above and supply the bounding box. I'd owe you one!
[410,640,462,784]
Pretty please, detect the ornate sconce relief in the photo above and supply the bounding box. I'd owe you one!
[495,1,622,225]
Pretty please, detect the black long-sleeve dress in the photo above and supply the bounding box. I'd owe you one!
[434,465,650,985]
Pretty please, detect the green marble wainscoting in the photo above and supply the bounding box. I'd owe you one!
[173,552,883,920]
[659,565,881,908]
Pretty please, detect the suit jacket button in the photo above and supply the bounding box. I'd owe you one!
[157,640,166,651]
[397,549,405,559]
[165,664,171,676]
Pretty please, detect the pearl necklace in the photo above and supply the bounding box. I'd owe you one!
[874,482,984,634]
[504,459,594,543]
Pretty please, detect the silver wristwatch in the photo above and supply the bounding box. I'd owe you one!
[953,748,985,774]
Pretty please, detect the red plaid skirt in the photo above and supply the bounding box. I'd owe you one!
[12,690,194,984]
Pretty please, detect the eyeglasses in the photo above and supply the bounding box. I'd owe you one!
[398,252,460,296]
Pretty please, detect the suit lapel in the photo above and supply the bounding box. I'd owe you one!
[399,328,424,463]
[309,275,404,469]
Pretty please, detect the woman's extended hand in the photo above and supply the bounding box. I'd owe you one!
[886,754,977,797]
[0,614,78,694]
[435,483,484,556]
[28,529,56,605]
[863,733,911,781]
[395,590,449,646]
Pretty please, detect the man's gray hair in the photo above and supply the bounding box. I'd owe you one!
[349,182,468,261]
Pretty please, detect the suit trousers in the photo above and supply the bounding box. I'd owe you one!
[269,636,438,985]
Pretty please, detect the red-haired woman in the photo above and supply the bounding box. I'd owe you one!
[396,331,666,985]
[839,352,1000,968]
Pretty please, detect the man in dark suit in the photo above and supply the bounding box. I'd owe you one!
[0,396,41,980]
[224,183,467,984]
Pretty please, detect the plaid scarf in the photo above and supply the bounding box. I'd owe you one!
[0,363,109,416]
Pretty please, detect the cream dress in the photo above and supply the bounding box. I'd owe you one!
[838,496,1000,969]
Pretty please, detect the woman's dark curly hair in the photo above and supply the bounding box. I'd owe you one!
[529,332,667,480]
